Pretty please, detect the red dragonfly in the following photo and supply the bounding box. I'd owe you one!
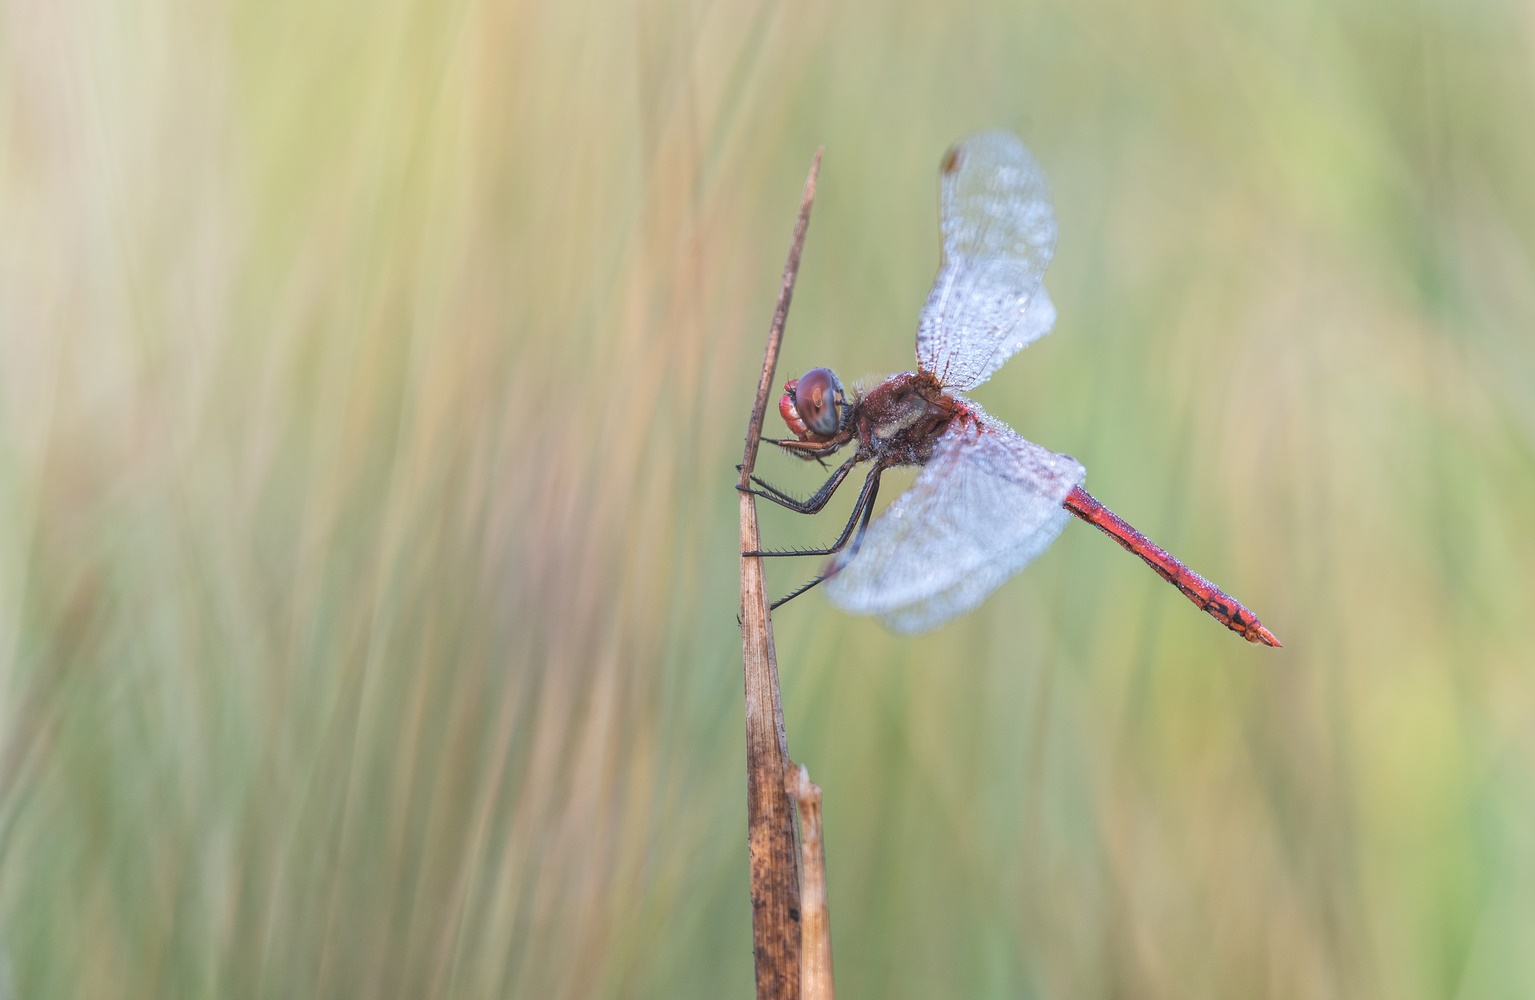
[744,130,1280,645]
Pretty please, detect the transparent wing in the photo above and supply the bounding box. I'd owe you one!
[822,408,1086,634]
[916,130,1058,391]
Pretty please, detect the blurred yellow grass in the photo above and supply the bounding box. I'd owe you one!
[3,0,1535,997]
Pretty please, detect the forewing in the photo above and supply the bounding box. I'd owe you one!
[822,411,1086,634]
[916,130,1058,391]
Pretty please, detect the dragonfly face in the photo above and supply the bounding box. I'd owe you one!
[779,368,847,440]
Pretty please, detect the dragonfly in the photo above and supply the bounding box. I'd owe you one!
[743,129,1280,645]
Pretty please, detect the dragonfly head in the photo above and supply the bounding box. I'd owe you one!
[780,368,846,439]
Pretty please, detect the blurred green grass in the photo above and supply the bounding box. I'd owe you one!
[4,0,1535,997]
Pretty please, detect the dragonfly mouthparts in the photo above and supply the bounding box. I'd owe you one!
[779,382,808,437]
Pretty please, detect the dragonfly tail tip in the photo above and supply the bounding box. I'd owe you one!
[1251,624,1282,648]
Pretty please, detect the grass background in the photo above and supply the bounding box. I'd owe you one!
[4,0,1535,997]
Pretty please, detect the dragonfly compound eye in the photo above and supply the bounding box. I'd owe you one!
[794,368,844,436]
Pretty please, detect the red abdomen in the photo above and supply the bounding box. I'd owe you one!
[1063,486,1280,646]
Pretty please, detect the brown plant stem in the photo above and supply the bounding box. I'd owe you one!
[787,763,834,1000]
[739,147,822,1000]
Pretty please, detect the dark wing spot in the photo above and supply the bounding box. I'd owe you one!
[941,147,962,175]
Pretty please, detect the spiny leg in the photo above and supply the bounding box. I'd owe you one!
[745,463,884,560]
[770,468,883,611]
[739,455,859,515]
[768,573,830,612]
[762,436,847,461]
[742,475,806,508]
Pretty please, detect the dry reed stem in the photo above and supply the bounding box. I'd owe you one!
[739,147,822,1000]
[786,762,834,1000]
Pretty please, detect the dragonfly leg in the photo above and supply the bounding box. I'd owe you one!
[768,574,828,611]
[769,470,883,610]
[762,436,848,461]
[739,456,859,515]
[744,463,883,559]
